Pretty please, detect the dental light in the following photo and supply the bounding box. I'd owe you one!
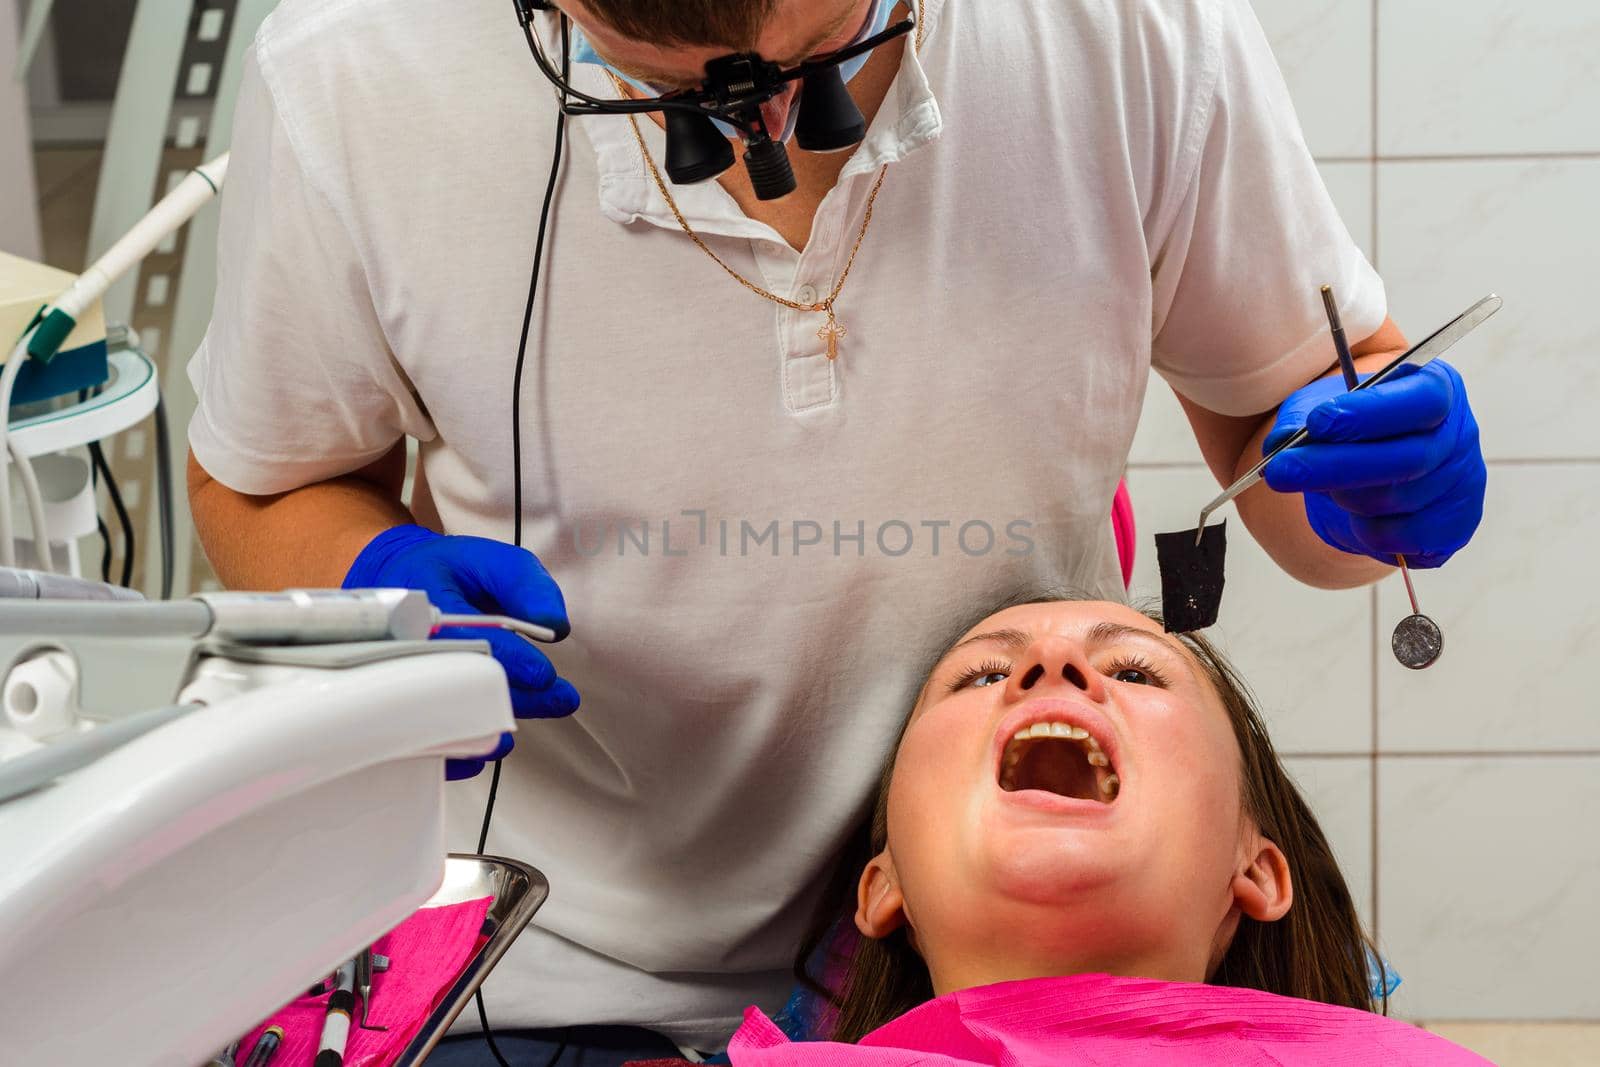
[511,0,913,201]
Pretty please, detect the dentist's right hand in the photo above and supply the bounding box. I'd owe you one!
[343,524,579,779]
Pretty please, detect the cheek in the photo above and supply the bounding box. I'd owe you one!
[1135,706,1246,868]
[884,710,990,885]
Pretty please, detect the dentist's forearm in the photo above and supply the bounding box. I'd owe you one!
[186,444,414,590]
[1232,324,1410,589]
[1229,408,1393,590]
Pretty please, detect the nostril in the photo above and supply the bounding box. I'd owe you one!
[1019,664,1045,690]
[1062,663,1088,690]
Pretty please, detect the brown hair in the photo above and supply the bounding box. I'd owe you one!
[796,592,1385,1042]
[577,0,780,49]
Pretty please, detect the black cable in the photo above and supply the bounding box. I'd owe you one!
[96,516,112,583]
[77,389,111,582]
[472,13,571,1065]
[541,1036,570,1067]
[476,992,515,1067]
[153,392,175,599]
[88,441,134,587]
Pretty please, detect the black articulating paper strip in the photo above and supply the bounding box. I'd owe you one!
[1156,521,1228,633]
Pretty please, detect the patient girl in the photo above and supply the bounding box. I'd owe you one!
[723,598,1486,1064]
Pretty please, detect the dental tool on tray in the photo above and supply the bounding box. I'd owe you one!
[356,946,389,1032]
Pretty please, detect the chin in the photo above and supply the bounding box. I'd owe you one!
[976,831,1129,907]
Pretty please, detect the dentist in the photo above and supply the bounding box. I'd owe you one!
[187,1,1484,1062]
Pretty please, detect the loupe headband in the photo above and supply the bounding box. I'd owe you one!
[512,0,915,129]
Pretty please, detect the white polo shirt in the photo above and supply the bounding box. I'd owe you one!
[189,0,1384,1046]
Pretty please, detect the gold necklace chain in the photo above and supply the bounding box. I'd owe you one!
[609,0,924,361]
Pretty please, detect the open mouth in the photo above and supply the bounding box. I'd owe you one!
[998,722,1121,803]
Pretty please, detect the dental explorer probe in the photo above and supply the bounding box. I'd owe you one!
[1194,294,1503,539]
[1321,287,1444,670]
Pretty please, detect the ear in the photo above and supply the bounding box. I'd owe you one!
[1231,837,1293,923]
[855,849,908,939]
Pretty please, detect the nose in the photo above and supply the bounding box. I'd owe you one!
[759,83,802,138]
[1004,637,1107,704]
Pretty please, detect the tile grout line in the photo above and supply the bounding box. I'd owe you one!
[1126,458,1600,471]
[1285,750,1600,760]
[1369,0,1382,947]
[1319,151,1600,164]
[1369,585,1381,947]
[1370,0,1381,268]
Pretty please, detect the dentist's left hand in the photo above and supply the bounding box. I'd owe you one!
[1261,360,1485,569]
[343,524,579,779]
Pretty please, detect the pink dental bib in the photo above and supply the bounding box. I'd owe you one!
[726,973,1489,1066]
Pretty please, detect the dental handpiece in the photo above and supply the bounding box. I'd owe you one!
[0,589,558,645]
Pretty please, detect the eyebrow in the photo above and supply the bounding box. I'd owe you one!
[1084,621,1191,665]
[779,3,862,66]
[620,3,864,89]
[943,627,1034,657]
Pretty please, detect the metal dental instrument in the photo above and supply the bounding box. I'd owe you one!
[242,1026,283,1067]
[1194,293,1504,541]
[317,958,358,1065]
[1319,291,1446,666]
[1322,286,1361,391]
[1392,564,1444,670]
[206,1039,241,1067]
[356,946,388,1032]
[1321,287,1446,671]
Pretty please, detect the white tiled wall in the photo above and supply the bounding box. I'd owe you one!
[1127,0,1600,1022]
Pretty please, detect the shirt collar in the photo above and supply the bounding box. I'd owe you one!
[557,0,945,240]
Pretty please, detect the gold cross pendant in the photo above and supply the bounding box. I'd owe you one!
[817,309,847,362]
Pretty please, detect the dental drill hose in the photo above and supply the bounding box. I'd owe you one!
[0,336,53,571]
[0,154,229,575]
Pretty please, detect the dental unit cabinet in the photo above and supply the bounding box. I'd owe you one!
[0,588,516,1065]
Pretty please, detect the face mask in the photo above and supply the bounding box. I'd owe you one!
[568,0,894,142]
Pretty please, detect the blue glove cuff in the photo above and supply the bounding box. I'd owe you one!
[343,524,442,589]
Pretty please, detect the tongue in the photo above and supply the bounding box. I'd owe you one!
[1011,740,1103,802]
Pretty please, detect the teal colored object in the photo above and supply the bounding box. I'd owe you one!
[10,338,110,408]
[1366,948,1402,1000]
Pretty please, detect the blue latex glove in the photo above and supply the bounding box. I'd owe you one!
[343,525,579,779]
[1261,359,1484,569]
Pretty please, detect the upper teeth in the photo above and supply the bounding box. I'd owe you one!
[1013,722,1089,742]
[999,722,1119,801]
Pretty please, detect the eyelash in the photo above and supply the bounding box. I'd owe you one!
[1106,653,1170,689]
[946,659,1012,694]
[945,653,1172,692]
